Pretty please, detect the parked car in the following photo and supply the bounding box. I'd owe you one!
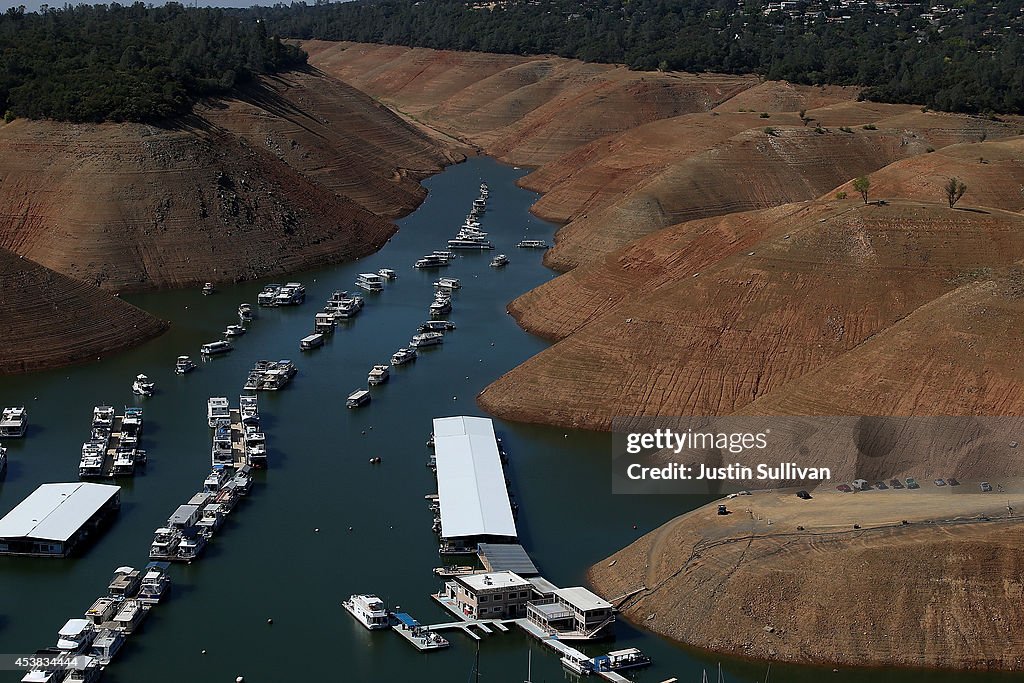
[980,482,993,492]
[852,479,871,491]
[874,481,889,490]
[889,479,904,489]
[796,490,812,500]
[836,484,853,493]
[717,504,729,515]
[947,478,960,486]
[934,479,947,486]
[906,478,920,489]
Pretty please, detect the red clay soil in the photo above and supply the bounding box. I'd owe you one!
[300,41,759,166]
[589,494,1024,670]
[0,248,168,373]
[478,200,1024,430]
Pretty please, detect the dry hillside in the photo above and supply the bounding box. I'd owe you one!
[0,248,168,373]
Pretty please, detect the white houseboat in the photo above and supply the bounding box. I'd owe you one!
[342,594,391,630]
[200,340,233,356]
[137,562,171,604]
[490,254,509,267]
[207,397,229,428]
[346,389,371,409]
[410,332,444,348]
[257,284,282,306]
[391,347,417,365]
[300,333,325,351]
[377,268,397,280]
[0,406,28,438]
[238,303,253,321]
[367,364,390,386]
[131,374,155,397]
[174,355,196,374]
[201,282,215,295]
[224,324,246,337]
[355,272,385,292]
[434,277,462,290]
[517,239,549,248]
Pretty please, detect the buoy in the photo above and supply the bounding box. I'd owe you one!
[201,649,207,654]
[237,678,244,682]
[348,526,353,531]
[314,528,319,533]
[267,618,273,625]
[361,430,366,435]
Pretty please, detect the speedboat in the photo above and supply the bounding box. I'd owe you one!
[391,347,417,365]
[377,268,397,280]
[131,374,155,397]
[342,594,390,630]
[174,355,196,374]
[367,365,390,386]
[224,324,246,337]
[490,254,509,267]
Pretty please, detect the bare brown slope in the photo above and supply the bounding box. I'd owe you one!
[0,70,458,292]
[744,264,1024,417]
[832,136,1024,212]
[590,493,1024,670]
[301,41,758,166]
[479,200,1024,430]
[0,248,168,374]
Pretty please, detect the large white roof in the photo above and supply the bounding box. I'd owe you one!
[0,483,120,542]
[554,587,612,611]
[433,416,517,540]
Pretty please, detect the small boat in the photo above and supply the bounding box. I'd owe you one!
[346,389,371,408]
[391,347,417,365]
[355,272,386,292]
[258,284,282,306]
[238,303,254,321]
[0,406,28,438]
[410,332,444,348]
[224,324,246,337]
[202,282,215,295]
[377,268,397,280]
[174,355,196,374]
[207,397,230,428]
[368,364,390,386]
[300,333,325,350]
[434,277,461,290]
[490,254,509,267]
[517,239,549,248]
[342,594,390,630]
[418,320,456,332]
[131,374,155,397]
[137,562,171,604]
[200,340,233,356]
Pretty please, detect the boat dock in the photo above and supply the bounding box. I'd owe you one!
[80,407,146,480]
[391,612,452,651]
[228,409,246,468]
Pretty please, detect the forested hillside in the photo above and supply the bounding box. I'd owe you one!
[256,0,1024,114]
[0,2,305,122]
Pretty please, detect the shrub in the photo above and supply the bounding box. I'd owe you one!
[759,112,770,118]
[763,127,777,136]
[835,191,848,200]
[862,123,877,130]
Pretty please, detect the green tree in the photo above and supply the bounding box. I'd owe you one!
[853,176,871,204]
[944,177,967,208]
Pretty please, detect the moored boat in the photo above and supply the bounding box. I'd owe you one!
[224,324,246,337]
[174,355,196,374]
[137,562,171,604]
[490,254,509,267]
[346,389,371,408]
[300,333,325,351]
[418,320,456,332]
[201,282,215,295]
[131,374,155,397]
[200,340,233,356]
[207,397,229,428]
[367,364,390,386]
[238,303,254,321]
[410,332,444,348]
[343,594,390,630]
[516,239,549,248]
[377,268,397,280]
[391,347,417,365]
[0,406,28,438]
[355,272,386,292]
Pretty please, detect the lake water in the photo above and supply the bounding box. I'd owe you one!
[0,157,1012,683]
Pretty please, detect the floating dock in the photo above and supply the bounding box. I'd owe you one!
[391,612,451,651]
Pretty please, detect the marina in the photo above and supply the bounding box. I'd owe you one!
[0,157,924,683]
[78,406,146,479]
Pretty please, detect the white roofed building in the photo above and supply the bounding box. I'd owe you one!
[0,482,120,557]
[433,416,517,551]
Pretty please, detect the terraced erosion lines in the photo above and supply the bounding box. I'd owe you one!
[0,248,168,374]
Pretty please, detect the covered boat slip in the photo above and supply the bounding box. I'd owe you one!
[433,416,517,546]
[0,482,121,557]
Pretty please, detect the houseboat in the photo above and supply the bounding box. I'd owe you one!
[490,254,509,267]
[355,272,385,292]
[207,397,230,427]
[238,303,254,321]
[89,628,125,666]
[177,533,206,562]
[275,282,306,306]
[517,239,549,248]
[174,355,196,374]
[201,282,215,295]
[315,312,336,333]
[447,238,494,250]
[0,406,28,438]
[391,347,417,365]
[79,441,106,478]
[137,562,171,604]
[258,284,282,306]
[200,340,233,357]
[410,332,444,348]
[224,324,246,337]
[111,447,140,476]
[429,297,452,317]
[414,254,450,269]
[367,364,390,386]
[108,566,142,598]
[92,405,115,430]
[56,619,97,655]
[342,594,391,630]
[244,430,267,468]
[131,374,155,397]
[472,198,487,213]
[561,653,595,676]
[300,333,325,351]
[594,648,652,672]
[347,389,371,409]
[112,599,149,634]
[239,395,259,427]
[211,421,233,468]
[434,277,462,290]
[377,268,397,280]
[418,320,456,333]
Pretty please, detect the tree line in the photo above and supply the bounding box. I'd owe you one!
[252,0,1024,115]
[0,3,305,123]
